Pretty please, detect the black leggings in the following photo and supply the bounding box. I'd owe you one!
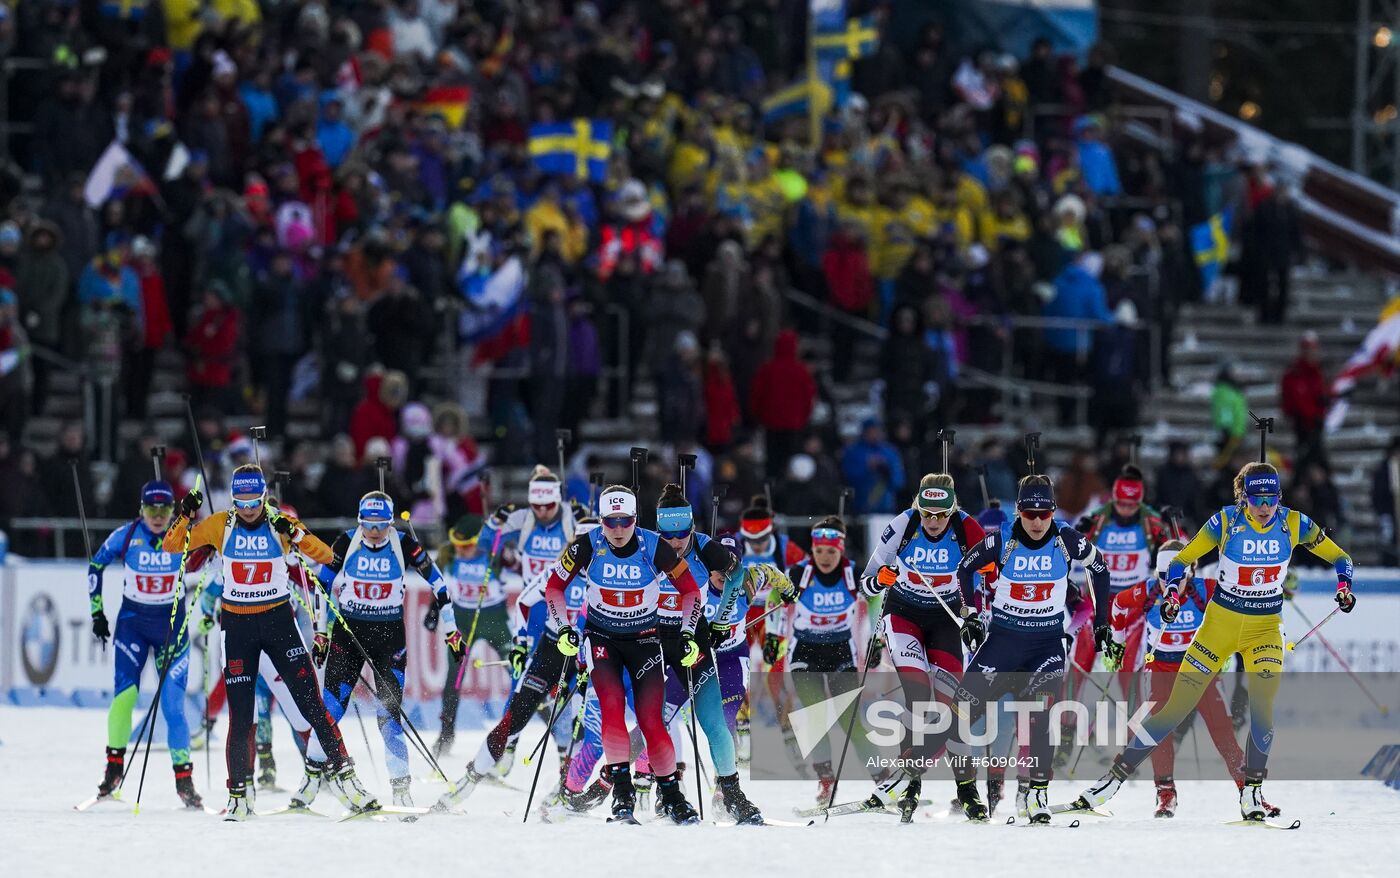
[222,602,346,789]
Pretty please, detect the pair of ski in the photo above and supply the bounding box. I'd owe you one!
[73,792,218,815]
[1051,799,1299,830]
[794,797,934,820]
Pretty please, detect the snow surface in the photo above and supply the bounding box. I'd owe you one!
[3,704,1400,878]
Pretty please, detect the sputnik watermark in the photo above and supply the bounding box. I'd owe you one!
[862,698,1159,749]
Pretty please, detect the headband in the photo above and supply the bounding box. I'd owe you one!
[811,526,846,550]
[656,506,694,532]
[599,489,637,517]
[1113,478,1143,503]
[230,470,266,497]
[1016,482,1056,510]
[528,479,562,506]
[1244,473,1281,497]
[914,484,956,512]
[359,494,394,521]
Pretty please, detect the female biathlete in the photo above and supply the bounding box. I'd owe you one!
[1077,461,1355,820]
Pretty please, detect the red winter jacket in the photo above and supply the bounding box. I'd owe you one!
[704,359,742,448]
[183,303,240,388]
[821,228,873,315]
[748,329,816,431]
[349,373,397,457]
[1280,357,1329,432]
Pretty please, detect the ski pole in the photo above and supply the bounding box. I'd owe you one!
[555,429,572,483]
[523,672,577,766]
[1287,601,1389,715]
[461,473,504,688]
[744,600,787,632]
[522,660,575,823]
[70,460,100,651]
[823,626,883,822]
[473,658,511,669]
[181,395,215,517]
[350,699,382,788]
[1287,605,1340,652]
[132,473,203,815]
[684,662,704,820]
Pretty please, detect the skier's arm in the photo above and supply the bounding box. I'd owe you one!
[163,511,229,554]
[1293,511,1354,588]
[1062,525,1110,627]
[544,536,592,632]
[654,538,704,635]
[403,534,457,635]
[315,533,353,590]
[861,513,906,579]
[1109,585,1144,644]
[1167,515,1224,586]
[87,525,129,608]
[276,516,333,565]
[956,531,1002,601]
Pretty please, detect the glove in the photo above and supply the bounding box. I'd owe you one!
[1094,624,1115,656]
[492,503,517,525]
[556,626,580,657]
[959,615,986,651]
[679,631,702,668]
[508,637,529,677]
[1160,587,1183,624]
[762,633,784,666]
[445,630,466,660]
[863,565,899,591]
[312,632,329,667]
[1335,583,1356,614]
[708,621,733,644]
[1103,637,1126,671]
[198,614,216,635]
[179,488,203,518]
[91,611,110,645]
[271,514,295,536]
[423,601,441,632]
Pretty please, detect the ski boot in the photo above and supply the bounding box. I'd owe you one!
[897,774,922,824]
[433,764,487,812]
[1074,755,1132,811]
[606,763,638,823]
[986,770,1005,817]
[290,761,325,809]
[497,741,517,777]
[955,777,988,821]
[433,731,454,760]
[813,761,836,806]
[864,767,915,811]
[1240,769,1269,821]
[330,761,379,813]
[717,773,763,825]
[655,771,700,825]
[635,771,655,815]
[96,747,125,798]
[736,715,752,764]
[1015,778,1030,819]
[223,783,253,822]
[1026,781,1051,824]
[562,778,611,813]
[174,762,203,810]
[256,742,277,790]
[1154,777,1177,818]
[391,776,417,822]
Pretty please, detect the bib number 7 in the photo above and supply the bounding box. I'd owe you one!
[233,561,273,586]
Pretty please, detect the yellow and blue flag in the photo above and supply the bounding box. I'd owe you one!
[810,0,848,33]
[528,119,612,182]
[761,77,834,125]
[813,14,879,61]
[1190,208,1232,293]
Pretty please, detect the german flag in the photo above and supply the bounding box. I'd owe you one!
[416,85,472,128]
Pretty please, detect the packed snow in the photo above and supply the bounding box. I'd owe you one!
[3,704,1399,877]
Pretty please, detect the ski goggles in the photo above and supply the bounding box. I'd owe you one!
[917,507,953,521]
[232,493,266,510]
[810,527,845,549]
[449,530,480,547]
[1018,508,1055,521]
[1245,493,1280,508]
[602,514,637,530]
[140,503,174,517]
[359,518,393,532]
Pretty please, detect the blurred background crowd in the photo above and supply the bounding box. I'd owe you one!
[0,0,1392,563]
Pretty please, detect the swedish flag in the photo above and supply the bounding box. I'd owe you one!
[1190,208,1233,293]
[528,119,612,182]
[762,78,834,125]
[814,15,879,61]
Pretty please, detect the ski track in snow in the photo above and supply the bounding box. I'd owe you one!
[3,705,1399,877]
